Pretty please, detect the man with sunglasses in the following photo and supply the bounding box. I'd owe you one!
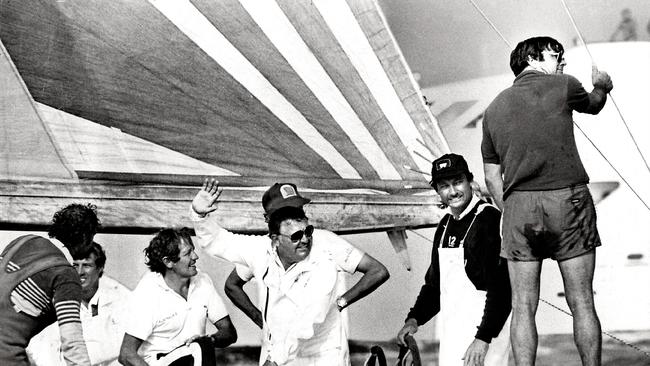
[482,36,613,366]
[190,180,389,366]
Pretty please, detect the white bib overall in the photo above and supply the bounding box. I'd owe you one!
[437,248,511,366]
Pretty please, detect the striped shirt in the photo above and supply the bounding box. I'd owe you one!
[1,239,82,326]
[0,236,88,366]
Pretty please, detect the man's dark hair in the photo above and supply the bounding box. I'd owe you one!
[510,36,564,76]
[267,207,308,236]
[431,172,474,190]
[87,241,107,270]
[144,228,194,274]
[48,203,100,259]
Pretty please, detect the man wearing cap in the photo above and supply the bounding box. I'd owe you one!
[190,180,389,366]
[396,154,511,366]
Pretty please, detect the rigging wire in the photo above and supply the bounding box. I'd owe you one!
[455,1,650,359]
[539,298,650,360]
[573,123,650,211]
[467,0,650,212]
[559,0,650,176]
[467,0,512,49]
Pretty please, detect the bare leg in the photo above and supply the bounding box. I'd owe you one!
[508,260,542,366]
[558,251,601,366]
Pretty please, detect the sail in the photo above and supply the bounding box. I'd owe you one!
[0,0,448,232]
[0,0,447,191]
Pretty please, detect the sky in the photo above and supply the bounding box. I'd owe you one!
[379,0,650,86]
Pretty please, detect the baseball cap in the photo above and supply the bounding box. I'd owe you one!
[429,153,471,186]
[262,183,311,216]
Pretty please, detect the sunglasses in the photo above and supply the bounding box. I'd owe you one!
[278,225,314,242]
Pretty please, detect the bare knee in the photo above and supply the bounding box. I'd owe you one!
[511,291,539,315]
[558,252,597,316]
[564,290,596,316]
[508,260,542,315]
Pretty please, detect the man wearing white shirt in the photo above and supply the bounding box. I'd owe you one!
[119,228,237,366]
[28,242,130,366]
[191,180,389,366]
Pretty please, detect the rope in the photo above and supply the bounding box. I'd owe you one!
[573,123,650,211]
[539,298,650,360]
[408,228,650,360]
[559,0,650,175]
[408,229,434,242]
[466,0,650,213]
[467,0,512,49]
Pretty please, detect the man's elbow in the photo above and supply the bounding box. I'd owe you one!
[375,263,390,285]
[227,328,238,346]
[223,282,237,300]
[222,326,238,347]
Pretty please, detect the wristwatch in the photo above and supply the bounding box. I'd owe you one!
[336,296,348,311]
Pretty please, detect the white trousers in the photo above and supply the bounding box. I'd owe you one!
[437,248,511,366]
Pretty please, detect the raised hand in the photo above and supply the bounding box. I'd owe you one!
[592,64,613,93]
[192,178,222,216]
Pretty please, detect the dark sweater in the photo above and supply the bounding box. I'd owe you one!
[482,70,607,199]
[406,200,511,343]
[0,235,86,366]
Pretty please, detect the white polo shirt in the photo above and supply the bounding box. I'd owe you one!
[192,213,364,365]
[27,276,131,366]
[124,271,228,364]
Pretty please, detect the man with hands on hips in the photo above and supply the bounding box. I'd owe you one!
[191,179,389,366]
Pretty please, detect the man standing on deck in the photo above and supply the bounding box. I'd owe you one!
[396,153,511,366]
[482,36,613,366]
[191,180,390,365]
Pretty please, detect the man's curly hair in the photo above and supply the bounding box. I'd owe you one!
[144,228,194,274]
[48,203,100,259]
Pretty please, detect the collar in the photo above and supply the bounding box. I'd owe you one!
[87,286,101,307]
[452,194,481,220]
[267,235,319,274]
[81,289,101,313]
[49,237,74,265]
[514,69,545,83]
[268,246,317,274]
[149,271,197,292]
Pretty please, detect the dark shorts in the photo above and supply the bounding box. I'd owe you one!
[501,184,601,261]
